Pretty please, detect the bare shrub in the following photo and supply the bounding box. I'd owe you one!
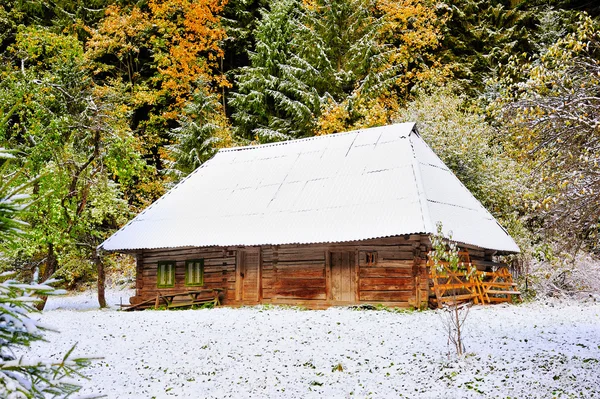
[529,251,600,299]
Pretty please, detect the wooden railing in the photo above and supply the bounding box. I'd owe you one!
[429,251,520,308]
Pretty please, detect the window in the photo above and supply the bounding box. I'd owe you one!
[185,259,204,286]
[157,261,175,288]
[365,251,377,266]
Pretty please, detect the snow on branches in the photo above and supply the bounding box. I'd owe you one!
[0,275,92,398]
[500,14,600,252]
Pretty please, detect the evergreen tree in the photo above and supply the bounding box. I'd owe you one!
[221,0,270,75]
[229,0,316,141]
[437,0,535,94]
[169,84,234,177]
[229,0,394,141]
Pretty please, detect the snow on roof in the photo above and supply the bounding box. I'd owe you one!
[100,123,519,253]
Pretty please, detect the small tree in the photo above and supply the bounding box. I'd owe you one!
[429,222,475,357]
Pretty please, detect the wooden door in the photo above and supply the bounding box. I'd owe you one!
[330,251,355,302]
[238,249,260,302]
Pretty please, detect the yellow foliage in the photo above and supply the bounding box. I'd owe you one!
[316,95,400,135]
[86,0,227,123]
[376,0,444,96]
[315,100,349,135]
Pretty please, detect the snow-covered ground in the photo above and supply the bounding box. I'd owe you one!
[33,290,600,398]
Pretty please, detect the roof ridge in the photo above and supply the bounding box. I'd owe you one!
[408,127,434,234]
[219,122,415,153]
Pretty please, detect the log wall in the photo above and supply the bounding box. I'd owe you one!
[129,235,498,309]
[130,247,238,305]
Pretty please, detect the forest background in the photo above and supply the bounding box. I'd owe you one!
[1,0,599,306]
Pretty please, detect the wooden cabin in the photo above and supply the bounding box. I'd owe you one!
[100,123,519,309]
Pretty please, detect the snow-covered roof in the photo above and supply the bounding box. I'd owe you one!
[100,123,519,253]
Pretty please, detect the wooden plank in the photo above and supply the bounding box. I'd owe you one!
[343,252,351,301]
[272,287,326,300]
[272,278,326,289]
[482,283,517,288]
[359,268,413,278]
[325,250,331,301]
[438,294,477,302]
[273,267,325,279]
[242,249,259,302]
[142,250,230,263]
[355,248,359,302]
[359,278,414,291]
[235,250,242,301]
[258,247,263,301]
[376,250,415,261]
[359,291,413,302]
[360,284,415,291]
[360,258,415,267]
[486,290,520,295]
[277,249,325,262]
[276,260,327,267]
[331,252,342,301]
[136,253,144,294]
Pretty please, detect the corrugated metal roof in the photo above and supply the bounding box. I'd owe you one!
[100,123,520,253]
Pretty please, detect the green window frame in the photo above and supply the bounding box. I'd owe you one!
[185,259,204,286]
[157,261,175,288]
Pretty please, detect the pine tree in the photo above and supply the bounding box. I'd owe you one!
[230,0,445,140]
[292,0,391,116]
[169,84,234,177]
[437,0,535,94]
[229,0,317,141]
[230,0,395,141]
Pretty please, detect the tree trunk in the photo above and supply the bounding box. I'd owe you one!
[95,249,107,308]
[35,242,57,310]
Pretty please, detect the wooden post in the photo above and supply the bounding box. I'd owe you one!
[257,247,263,302]
[325,250,331,302]
[354,248,359,303]
[136,252,144,297]
[235,249,243,301]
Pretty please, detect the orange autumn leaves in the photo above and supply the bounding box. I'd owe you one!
[87,0,227,120]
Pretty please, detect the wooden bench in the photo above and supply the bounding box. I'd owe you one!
[161,289,224,309]
[122,288,224,311]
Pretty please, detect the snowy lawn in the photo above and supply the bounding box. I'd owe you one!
[32,291,600,398]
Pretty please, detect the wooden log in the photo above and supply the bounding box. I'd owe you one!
[359,278,414,291]
[277,249,325,262]
[359,267,413,278]
[273,278,326,289]
[376,250,415,261]
[272,287,326,300]
[359,291,413,302]
[274,267,325,279]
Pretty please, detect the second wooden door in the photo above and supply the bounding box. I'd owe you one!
[330,251,355,302]
[239,249,260,302]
